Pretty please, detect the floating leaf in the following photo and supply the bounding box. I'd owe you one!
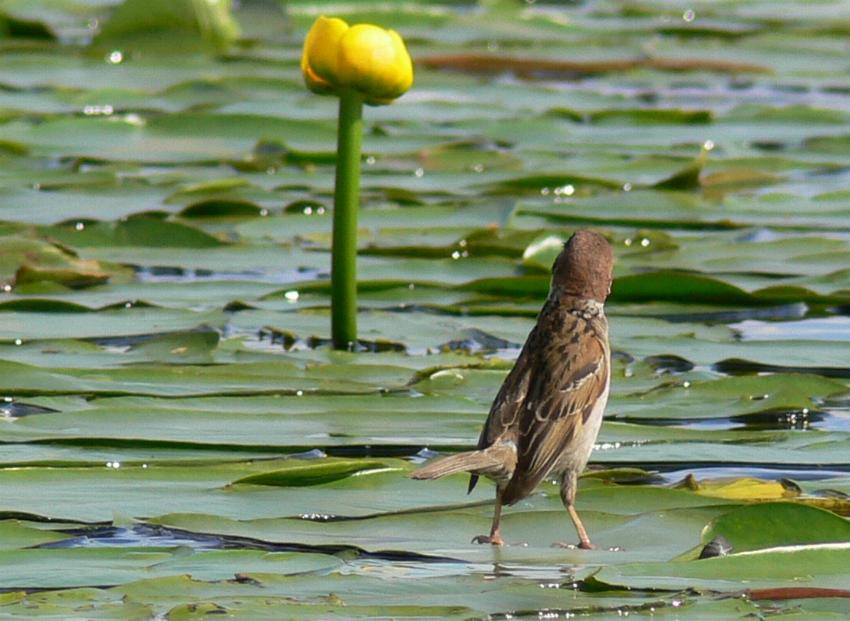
[479,173,622,195]
[588,546,850,592]
[43,218,227,248]
[0,237,122,289]
[613,271,752,304]
[232,459,390,487]
[95,0,240,54]
[653,157,704,191]
[702,502,850,553]
[1,0,850,615]
[589,109,713,125]
[178,199,263,219]
[701,168,783,189]
[674,475,799,501]
[15,263,110,289]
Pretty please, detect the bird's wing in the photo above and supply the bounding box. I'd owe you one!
[475,330,536,449]
[467,325,537,493]
[501,311,609,503]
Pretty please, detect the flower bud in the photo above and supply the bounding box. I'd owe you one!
[301,16,348,95]
[302,16,413,105]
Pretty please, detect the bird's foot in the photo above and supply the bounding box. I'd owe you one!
[472,534,505,546]
[551,540,596,550]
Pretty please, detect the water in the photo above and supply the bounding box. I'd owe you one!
[733,316,850,341]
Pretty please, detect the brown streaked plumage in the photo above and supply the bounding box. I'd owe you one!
[411,229,613,548]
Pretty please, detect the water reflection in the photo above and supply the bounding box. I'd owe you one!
[135,265,322,285]
[732,316,850,341]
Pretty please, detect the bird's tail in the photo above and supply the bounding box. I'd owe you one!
[410,444,515,480]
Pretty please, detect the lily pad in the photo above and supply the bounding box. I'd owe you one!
[1,0,850,616]
[232,460,389,487]
[0,237,125,289]
[701,502,850,553]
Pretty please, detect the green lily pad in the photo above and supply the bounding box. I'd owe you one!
[232,459,390,487]
[2,0,850,615]
[43,217,227,248]
[589,546,850,592]
[94,0,240,54]
[702,502,850,553]
[0,237,125,289]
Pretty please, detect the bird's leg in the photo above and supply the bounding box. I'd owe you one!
[472,492,505,545]
[554,471,594,550]
[567,502,593,550]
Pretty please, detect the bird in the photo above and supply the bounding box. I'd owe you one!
[411,229,613,548]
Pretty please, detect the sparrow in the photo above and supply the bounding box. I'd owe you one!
[411,230,613,548]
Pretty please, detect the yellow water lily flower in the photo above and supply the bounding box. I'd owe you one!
[302,16,413,105]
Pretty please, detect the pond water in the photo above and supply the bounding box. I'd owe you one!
[0,0,850,618]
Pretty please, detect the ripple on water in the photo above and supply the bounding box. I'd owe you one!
[732,316,850,341]
[40,524,224,550]
[824,398,850,431]
[0,400,59,418]
[135,265,323,285]
[651,302,807,324]
[615,405,850,432]
[38,524,463,564]
[658,465,850,485]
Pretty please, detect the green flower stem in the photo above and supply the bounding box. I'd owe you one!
[331,89,364,350]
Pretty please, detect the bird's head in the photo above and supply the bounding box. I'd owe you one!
[551,230,614,303]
